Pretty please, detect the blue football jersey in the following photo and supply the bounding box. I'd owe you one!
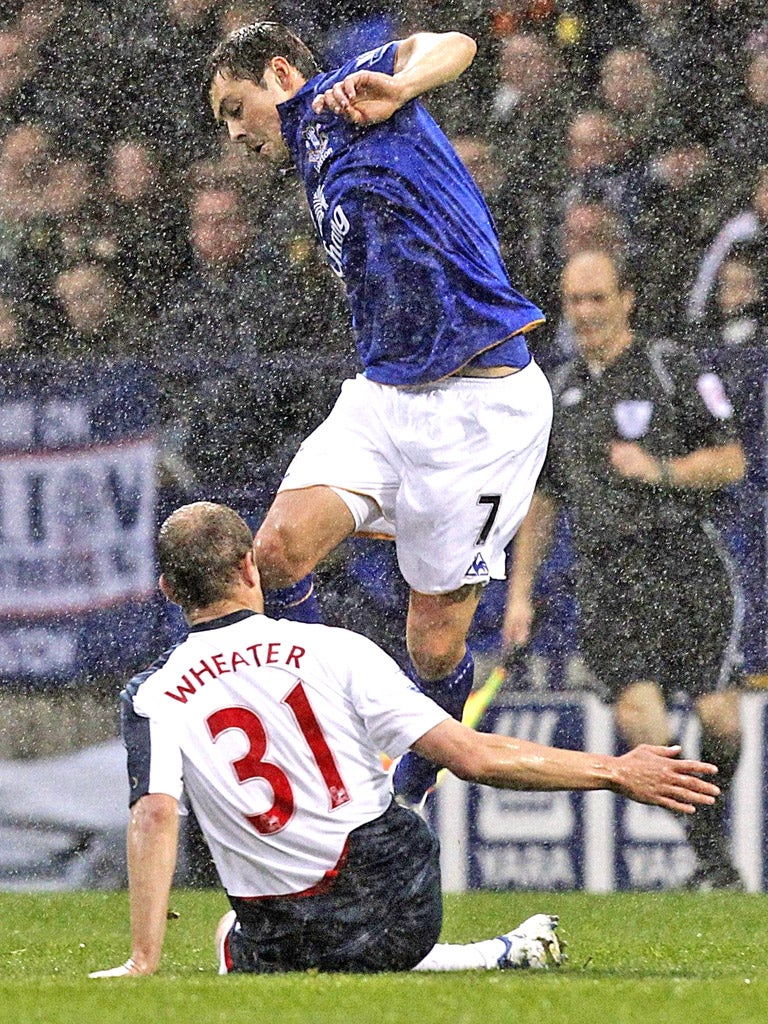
[278,42,545,386]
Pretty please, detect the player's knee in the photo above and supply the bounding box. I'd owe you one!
[253,521,310,590]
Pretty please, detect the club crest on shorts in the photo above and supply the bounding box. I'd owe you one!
[612,399,654,439]
[465,552,490,578]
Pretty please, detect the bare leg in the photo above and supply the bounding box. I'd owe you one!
[697,690,740,745]
[394,585,483,805]
[254,486,356,589]
[614,680,669,748]
[406,583,483,681]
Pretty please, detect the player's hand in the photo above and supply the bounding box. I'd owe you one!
[88,957,149,979]
[502,593,535,650]
[609,441,661,483]
[613,744,720,814]
[311,70,406,125]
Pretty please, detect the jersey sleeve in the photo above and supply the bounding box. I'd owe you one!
[343,41,399,77]
[121,687,184,807]
[339,630,450,758]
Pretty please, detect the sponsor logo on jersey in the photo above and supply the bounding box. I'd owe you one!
[303,122,333,171]
[465,552,490,578]
[310,184,349,279]
[323,204,349,279]
[612,399,654,439]
[311,184,329,230]
[696,372,733,420]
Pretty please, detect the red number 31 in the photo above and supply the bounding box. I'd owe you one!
[206,681,351,835]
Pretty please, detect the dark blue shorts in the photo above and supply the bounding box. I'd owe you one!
[224,800,442,973]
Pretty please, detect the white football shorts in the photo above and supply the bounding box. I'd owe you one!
[278,361,553,594]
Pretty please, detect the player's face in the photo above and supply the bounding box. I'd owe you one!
[210,71,289,165]
[561,253,634,357]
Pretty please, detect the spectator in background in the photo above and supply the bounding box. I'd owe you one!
[99,137,188,315]
[562,109,638,224]
[0,121,54,229]
[615,0,763,142]
[490,31,570,198]
[680,0,766,142]
[597,47,680,166]
[504,249,747,891]
[0,293,27,353]
[718,48,768,187]
[633,139,718,334]
[0,25,40,134]
[218,2,275,38]
[30,1,121,160]
[52,261,140,361]
[0,124,72,329]
[488,32,570,307]
[156,179,288,364]
[560,198,627,262]
[535,109,634,343]
[155,176,352,516]
[449,133,513,259]
[687,163,768,325]
[712,244,765,350]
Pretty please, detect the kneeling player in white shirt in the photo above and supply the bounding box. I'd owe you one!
[90,502,720,977]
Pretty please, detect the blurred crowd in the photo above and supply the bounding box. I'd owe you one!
[0,0,767,657]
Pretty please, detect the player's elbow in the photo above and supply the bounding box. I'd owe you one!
[436,731,497,785]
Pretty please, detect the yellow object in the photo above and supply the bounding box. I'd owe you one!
[556,14,583,47]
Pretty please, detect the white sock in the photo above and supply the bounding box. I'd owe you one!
[411,937,507,972]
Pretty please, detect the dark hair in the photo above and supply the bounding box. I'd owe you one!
[158,502,253,611]
[204,21,320,95]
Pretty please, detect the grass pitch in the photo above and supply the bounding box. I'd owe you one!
[1,890,765,1024]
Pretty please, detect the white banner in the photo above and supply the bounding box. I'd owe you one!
[0,439,156,616]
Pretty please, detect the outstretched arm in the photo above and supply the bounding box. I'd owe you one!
[89,794,179,978]
[311,31,477,124]
[413,718,720,814]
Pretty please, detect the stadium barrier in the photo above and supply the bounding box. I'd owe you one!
[0,360,159,686]
[436,692,765,892]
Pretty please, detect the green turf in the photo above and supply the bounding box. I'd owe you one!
[1,890,765,1024]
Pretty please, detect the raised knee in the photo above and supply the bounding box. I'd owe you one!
[253,522,308,590]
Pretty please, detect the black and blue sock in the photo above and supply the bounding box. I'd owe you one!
[262,573,321,624]
[393,649,475,805]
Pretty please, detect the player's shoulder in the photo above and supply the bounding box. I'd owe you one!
[315,41,398,91]
[271,617,384,655]
[121,639,187,709]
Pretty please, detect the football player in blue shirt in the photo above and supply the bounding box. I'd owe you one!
[206,23,553,807]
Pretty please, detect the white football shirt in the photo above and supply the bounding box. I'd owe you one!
[122,610,448,897]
